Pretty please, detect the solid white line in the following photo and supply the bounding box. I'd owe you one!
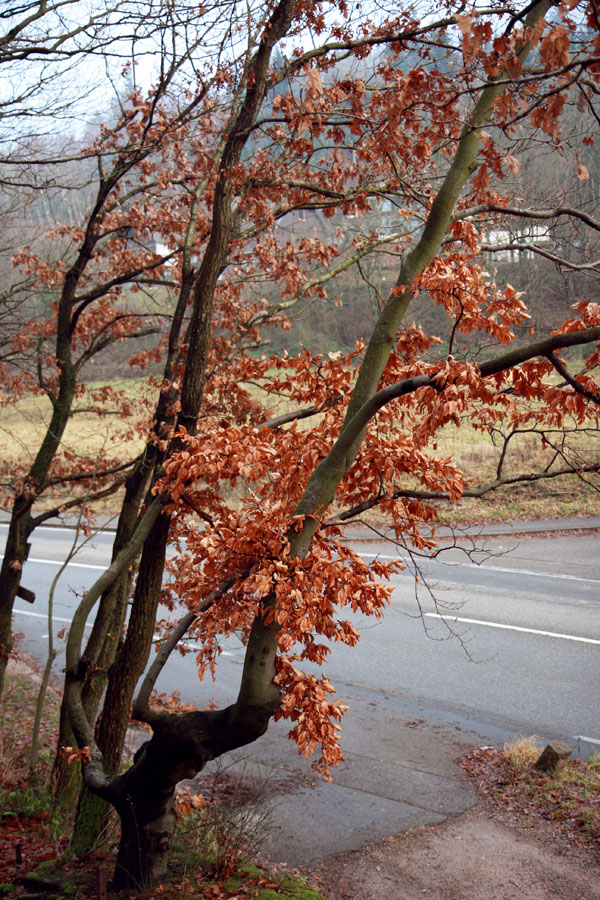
[361,553,600,585]
[0,523,114,536]
[13,608,92,626]
[573,735,600,745]
[0,554,106,570]
[27,556,107,570]
[424,612,600,644]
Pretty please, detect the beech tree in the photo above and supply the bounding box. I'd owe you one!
[0,0,265,708]
[2,0,600,888]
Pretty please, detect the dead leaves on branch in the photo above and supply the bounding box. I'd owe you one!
[4,1,600,785]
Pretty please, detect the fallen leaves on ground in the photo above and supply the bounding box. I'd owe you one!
[462,745,600,855]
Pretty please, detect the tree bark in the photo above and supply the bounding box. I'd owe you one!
[0,500,32,695]
[0,367,76,698]
[59,266,195,826]
[65,0,298,872]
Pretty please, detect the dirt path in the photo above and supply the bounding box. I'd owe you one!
[307,805,600,900]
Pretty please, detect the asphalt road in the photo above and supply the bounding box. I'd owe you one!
[5,522,599,745]
[4,520,600,862]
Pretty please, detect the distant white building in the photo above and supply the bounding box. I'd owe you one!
[484,224,552,262]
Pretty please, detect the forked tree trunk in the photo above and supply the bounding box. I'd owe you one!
[104,696,278,888]
[69,2,560,889]
[70,609,280,889]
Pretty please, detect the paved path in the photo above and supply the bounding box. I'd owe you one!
[192,687,498,867]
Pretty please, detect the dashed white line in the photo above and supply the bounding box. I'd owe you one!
[0,554,106,570]
[13,608,92,626]
[424,612,600,644]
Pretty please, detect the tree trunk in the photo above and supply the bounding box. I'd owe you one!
[98,512,170,774]
[66,513,168,854]
[1,362,77,700]
[50,700,81,818]
[53,527,135,802]
[113,787,178,889]
[62,275,193,834]
[0,501,33,698]
[67,605,281,889]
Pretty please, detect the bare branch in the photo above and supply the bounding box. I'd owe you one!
[132,573,242,723]
[42,455,141,489]
[31,476,127,528]
[479,241,600,272]
[65,495,165,675]
[456,204,600,232]
[546,351,600,405]
[326,462,600,525]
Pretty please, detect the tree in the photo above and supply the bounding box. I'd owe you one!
[2,0,600,888]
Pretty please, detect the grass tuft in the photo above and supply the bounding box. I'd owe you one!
[502,735,543,775]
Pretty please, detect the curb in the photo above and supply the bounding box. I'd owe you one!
[338,517,600,542]
[2,516,600,540]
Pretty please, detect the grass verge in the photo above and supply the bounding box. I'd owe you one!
[463,741,600,855]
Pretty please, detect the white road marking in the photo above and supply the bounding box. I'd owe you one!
[0,554,106,570]
[425,612,600,644]
[361,552,600,585]
[3,529,597,583]
[0,523,114,535]
[573,735,600,745]
[13,608,92,626]
[182,640,235,656]
[10,551,600,587]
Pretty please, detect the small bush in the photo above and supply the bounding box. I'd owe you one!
[176,759,275,879]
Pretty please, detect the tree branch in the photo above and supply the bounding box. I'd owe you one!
[456,203,600,232]
[65,495,165,675]
[42,455,140,489]
[132,573,244,724]
[31,476,127,528]
[479,241,600,272]
[546,351,600,405]
[326,462,600,524]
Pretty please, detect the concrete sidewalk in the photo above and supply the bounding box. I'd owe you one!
[191,686,516,868]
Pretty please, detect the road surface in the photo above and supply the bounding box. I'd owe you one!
[5,522,598,747]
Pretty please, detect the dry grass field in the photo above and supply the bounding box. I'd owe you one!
[1,373,598,525]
